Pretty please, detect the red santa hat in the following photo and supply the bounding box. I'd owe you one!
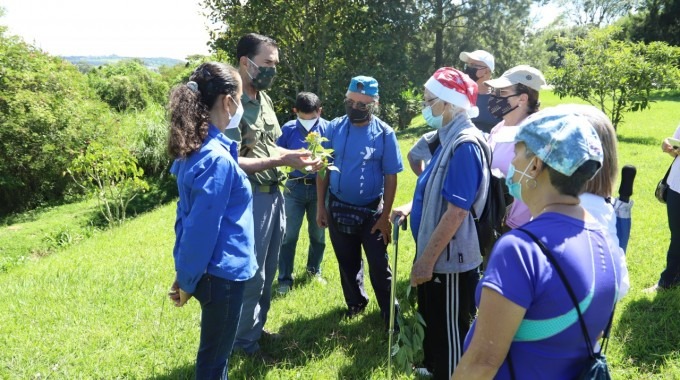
[424,67,479,118]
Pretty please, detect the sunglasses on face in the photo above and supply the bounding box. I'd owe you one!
[489,88,520,97]
[344,98,375,111]
[420,97,440,108]
[464,63,487,71]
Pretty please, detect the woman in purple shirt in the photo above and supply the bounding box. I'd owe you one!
[454,108,624,379]
[167,62,257,380]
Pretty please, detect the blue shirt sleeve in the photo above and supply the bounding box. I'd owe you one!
[175,156,232,293]
[276,121,295,148]
[382,128,404,175]
[442,142,483,210]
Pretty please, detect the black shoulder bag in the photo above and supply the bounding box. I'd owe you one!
[507,228,614,380]
[655,157,677,204]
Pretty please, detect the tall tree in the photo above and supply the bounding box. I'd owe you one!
[203,0,424,128]
[623,0,680,45]
[549,27,679,130]
[555,0,637,27]
[416,0,539,75]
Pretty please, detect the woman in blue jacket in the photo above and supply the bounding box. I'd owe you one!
[167,62,258,380]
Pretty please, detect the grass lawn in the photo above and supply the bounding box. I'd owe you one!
[1,91,680,379]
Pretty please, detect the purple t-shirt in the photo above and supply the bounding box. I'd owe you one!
[463,212,620,379]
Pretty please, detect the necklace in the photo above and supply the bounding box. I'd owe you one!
[540,201,579,215]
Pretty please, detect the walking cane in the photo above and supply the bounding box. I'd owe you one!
[387,214,407,379]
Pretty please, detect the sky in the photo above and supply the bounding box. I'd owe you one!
[0,0,215,59]
[1,1,561,60]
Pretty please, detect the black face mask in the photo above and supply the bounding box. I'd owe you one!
[488,94,520,119]
[464,66,479,82]
[345,104,372,124]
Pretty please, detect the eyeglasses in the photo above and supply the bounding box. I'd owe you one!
[344,98,375,111]
[464,63,487,71]
[420,97,440,108]
[490,88,521,98]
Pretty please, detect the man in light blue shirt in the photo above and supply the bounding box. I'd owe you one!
[316,76,403,328]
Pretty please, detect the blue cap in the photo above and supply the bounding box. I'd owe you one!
[348,76,379,97]
[516,107,603,177]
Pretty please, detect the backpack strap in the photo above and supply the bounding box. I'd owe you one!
[450,132,491,220]
[427,132,441,156]
[517,228,614,357]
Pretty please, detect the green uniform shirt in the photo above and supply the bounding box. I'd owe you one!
[224,91,284,186]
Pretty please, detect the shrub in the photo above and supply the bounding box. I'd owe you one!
[66,142,149,226]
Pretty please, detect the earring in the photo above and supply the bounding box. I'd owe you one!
[526,178,538,189]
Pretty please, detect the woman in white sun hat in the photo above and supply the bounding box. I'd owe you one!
[485,65,546,233]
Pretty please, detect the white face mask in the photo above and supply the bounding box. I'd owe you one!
[298,117,318,131]
[225,97,244,130]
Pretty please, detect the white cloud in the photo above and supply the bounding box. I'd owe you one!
[1,0,214,59]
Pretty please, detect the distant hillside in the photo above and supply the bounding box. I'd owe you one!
[62,55,185,71]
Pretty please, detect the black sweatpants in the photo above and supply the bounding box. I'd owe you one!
[418,269,480,380]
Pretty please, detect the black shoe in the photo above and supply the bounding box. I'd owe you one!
[344,304,367,319]
[262,329,283,341]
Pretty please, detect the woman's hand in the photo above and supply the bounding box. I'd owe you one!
[662,138,679,157]
[168,280,192,307]
[390,202,412,227]
[410,256,435,286]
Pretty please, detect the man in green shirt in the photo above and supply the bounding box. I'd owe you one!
[228,33,320,358]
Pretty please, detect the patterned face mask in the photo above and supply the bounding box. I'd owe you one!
[247,58,277,91]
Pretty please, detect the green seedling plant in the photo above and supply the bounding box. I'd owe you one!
[287,131,338,181]
[392,285,426,374]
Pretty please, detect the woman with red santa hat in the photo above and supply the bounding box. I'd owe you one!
[392,67,490,379]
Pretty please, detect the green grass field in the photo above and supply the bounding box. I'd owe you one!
[1,91,680,379]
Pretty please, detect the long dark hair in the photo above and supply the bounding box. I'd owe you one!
[167,62,240,159]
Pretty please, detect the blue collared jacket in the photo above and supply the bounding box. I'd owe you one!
[170,125,258,293]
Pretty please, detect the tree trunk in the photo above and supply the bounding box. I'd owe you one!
[434,0,444,68]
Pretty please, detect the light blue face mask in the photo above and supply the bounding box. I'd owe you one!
[422,100,443,129]
[505,157,535,203]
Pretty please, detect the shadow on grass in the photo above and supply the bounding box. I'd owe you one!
[617,135,659,146]
[617,288,680,373]
[147,364,195,380]
[235,278,418,378]
[649,90,680,101]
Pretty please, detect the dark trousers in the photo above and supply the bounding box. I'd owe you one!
[193,274,245,380]
[659,188,680,288]
[327,207,396,321]
[418,270,479,380]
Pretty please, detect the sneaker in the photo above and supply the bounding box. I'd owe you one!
[413,367,433,377]
[277,283,291,295]
[344,304,367,319]
[307,270,327,285]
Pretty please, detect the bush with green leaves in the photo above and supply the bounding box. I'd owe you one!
[548,26,680,129]
[127,103,172,178]
[87,59,169,112]
[67,142,149,226]
[0,28,113,215]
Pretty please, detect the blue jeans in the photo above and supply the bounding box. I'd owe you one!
[278,180,326,286]
[192,274,245,380]
[659,188,680,288]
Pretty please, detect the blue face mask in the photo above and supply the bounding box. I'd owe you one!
[505,157,535,203]
[422,100,443,129]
